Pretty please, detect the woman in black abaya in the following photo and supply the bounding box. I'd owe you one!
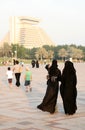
[37,60,61,114]
[60,60,77,115]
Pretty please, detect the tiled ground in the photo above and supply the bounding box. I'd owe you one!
[0,63,85,130]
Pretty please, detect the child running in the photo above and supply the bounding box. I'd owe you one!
[24,66,32,92]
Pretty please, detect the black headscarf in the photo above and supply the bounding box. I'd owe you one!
[63,60,76,75]
[49,59,58,76]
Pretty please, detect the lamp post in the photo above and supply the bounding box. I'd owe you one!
[14,50,17,59]
[11,52,13,65]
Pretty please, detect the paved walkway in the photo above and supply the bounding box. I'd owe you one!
[0,63,85,130]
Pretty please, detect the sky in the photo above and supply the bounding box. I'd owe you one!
[0,0,85,46]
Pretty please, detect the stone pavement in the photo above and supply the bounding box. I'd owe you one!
[0,63,85,130]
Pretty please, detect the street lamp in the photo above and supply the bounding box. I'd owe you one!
[11,52,13,65]
[14,50,17,59]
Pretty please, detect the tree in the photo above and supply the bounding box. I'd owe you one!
[70,47,84,61]
[58,48,68,61]
[48,50,54,60]
[2,42,12,57]
[35,47,48,61]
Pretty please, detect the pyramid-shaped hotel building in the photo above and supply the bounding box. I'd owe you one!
[0,16,55,48]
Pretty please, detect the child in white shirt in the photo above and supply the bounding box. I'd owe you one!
[6,67,13,87]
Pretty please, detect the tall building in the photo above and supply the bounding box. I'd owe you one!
[1,16,55,48]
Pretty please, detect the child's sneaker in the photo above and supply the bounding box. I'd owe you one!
[30,88,32,91]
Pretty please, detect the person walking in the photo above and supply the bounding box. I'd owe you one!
[31,59,35,68]
[24,66,32,92]
[13,60,22,87]
[37,59,61,114]
[60,60,77,115]
[6,67,13,88]
[36,60,39,68]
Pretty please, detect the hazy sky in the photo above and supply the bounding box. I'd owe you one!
[0,0,85,46]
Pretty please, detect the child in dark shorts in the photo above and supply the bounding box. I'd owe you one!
[6,67,13,87]
[24,67,32,92]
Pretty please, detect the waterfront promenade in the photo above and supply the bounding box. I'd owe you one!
[0,63,85,130]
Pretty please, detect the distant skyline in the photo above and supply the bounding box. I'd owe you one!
[0,0,85,46]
